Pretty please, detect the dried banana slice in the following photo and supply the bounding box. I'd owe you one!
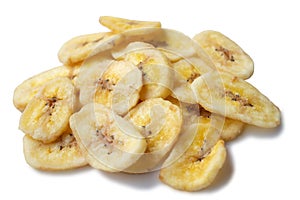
[19,77,76,143]
[58,32,114,65]
[23,132,87,170]
[191,71,280,128]
[115,42,172,100]
[69,103,147,172]
[78,59,142,116]
[193,30,254,79]
[13,66,74,112]
[160,125,226,192]
[124,98,182,173]
[99,16,161,33]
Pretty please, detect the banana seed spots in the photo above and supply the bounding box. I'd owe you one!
[44,97,59,116]
[225,91,253,107]
[187,73,200,83]
[97,78,114,91]
[215,46,235,62]
[96,127,115,154]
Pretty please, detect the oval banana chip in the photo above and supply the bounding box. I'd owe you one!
[23,133,87,170]
[99,16,161,33]
[19,77,76,143]
[124,98,182,173]
[58,32,114,65]
[13,66,74,112]
[160,137,226,192]
[69,103,147,172]
[116,42,172,100]
[193,30,254,79]
[191,71,280,128]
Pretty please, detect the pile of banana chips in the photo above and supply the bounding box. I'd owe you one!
[13,16,280,192]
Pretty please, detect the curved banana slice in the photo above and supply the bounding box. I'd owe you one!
[191,71,281,128]
[160,132,226,192]
[58,32,113,65]
[116,42,172,100]
[193,30,254,79]
[171,59,201,103]
[99,16,161,33]
[79,59,142,116]
[13,66,74,112]
[23,132,87,171]
[69,103,147,172]
[124,98,182,173]
[19,77,76,143]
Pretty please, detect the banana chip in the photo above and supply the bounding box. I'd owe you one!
[19,77,76,143]
[14,16,281,192]
[191,71,280,128]
[58,32,114,65]
[99,16,161,33]
[124,98,182,173]
[13,66,74,111]
[23,132,87,170]
[70,103,147,172]
[193,30,254,79]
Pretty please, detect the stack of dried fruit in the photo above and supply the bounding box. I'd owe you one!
[13,16,280,192]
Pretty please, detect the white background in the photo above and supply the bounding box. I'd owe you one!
[0,0,299,199]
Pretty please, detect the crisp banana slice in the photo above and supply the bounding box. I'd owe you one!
[19,77,76,143]
[193,30,254,79]
[13,66,74,112]
[69,103,147,172]
[23,132,87,171]
[58,32,114,65]
[124,98,182,173]
[191,71,281,128]
[99,16,161,33]
[159,121,226,192]
[79,59,142,116]
[115,41,172,100]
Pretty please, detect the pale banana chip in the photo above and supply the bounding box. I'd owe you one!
[19,77,76,143]
[124,98,182,173]
[191,71,280,128]
[23,132,87,170]
[160,136,226,191]
[69,103,147,172]
[58,32,114,65]
[193,30,254,79]
[13,66,74,112]
[99,16,161,33]
[79,59,142,116]
[120,42,172,100]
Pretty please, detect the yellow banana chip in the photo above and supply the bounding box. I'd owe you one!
[99,16,161,33]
